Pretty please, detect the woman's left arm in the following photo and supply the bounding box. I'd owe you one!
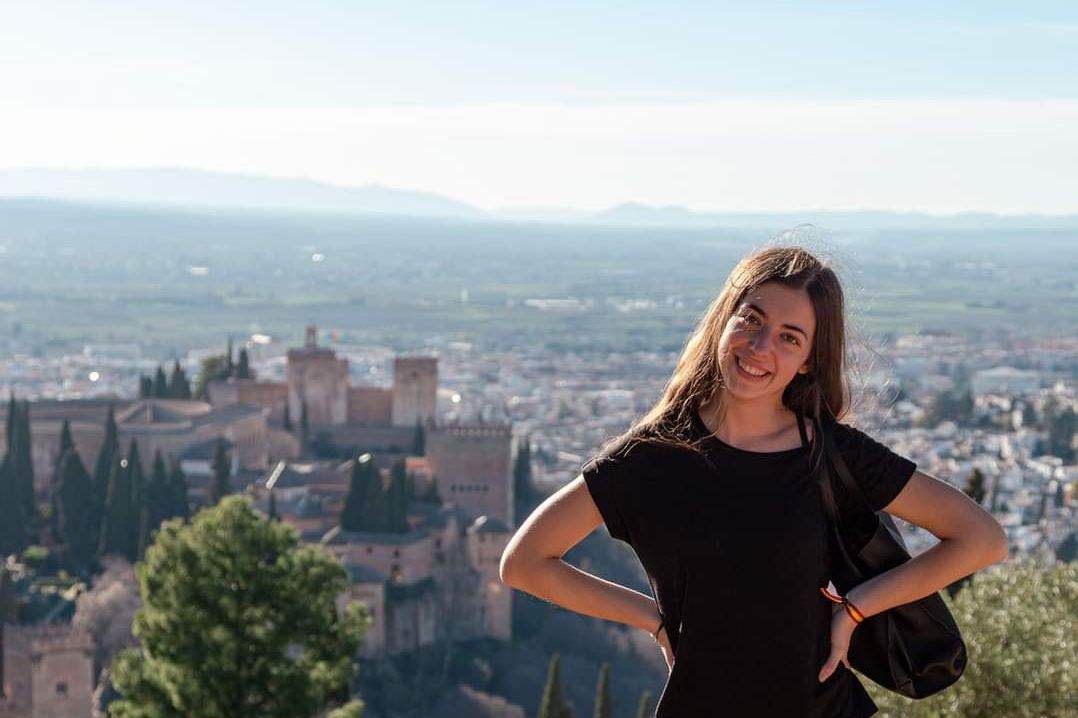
[846,468,1010,617]
[818,469,1009,682]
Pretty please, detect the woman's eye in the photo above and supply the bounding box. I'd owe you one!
[784,334,800,346]
[743,314,760,325]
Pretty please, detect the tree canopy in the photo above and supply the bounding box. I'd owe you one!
[109,496,369,718]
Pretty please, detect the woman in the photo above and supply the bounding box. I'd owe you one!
[499,245,1008,717]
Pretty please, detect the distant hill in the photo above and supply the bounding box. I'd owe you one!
[591,201,1078,230]
[0,168,483,219]
[2,168,1076,229]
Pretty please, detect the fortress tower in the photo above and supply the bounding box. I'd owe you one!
[426,424,513,526]
[466,516,513,641]
[0,624,93,718]
[391,357,438,428]
[287,326,349,425]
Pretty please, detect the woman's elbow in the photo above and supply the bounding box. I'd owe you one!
[975,519,1009,566]
[499,549,529,588]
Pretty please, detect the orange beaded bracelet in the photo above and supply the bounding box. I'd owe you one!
[820,585,866,624]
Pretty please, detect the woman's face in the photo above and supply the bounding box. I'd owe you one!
[716,280,816,403]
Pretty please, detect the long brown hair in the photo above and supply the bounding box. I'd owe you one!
[614,243,851,465]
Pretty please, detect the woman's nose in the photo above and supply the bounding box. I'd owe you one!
[751,332,772,353]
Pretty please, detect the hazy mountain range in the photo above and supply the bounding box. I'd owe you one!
[1,167,1077,230]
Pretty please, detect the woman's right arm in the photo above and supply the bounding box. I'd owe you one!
[499,475,667,648]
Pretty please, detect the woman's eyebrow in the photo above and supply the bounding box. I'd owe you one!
[746,303,809,338]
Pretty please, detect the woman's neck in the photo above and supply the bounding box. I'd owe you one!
[699,391,795,446]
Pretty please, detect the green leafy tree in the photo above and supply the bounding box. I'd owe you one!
[208,438,231,506]
[537,652,574,718]
[592,662,612,718]
[193,353,231,401]
[868,559,1077,718]
[633,690,653,718]
[168,360,192,400]
[55,448,96,574]
[340,454,371,532]
[108,496,369,718]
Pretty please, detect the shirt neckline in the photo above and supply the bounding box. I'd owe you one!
[690,408,808,457]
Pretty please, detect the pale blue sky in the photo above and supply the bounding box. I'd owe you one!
[2,2,1076,212]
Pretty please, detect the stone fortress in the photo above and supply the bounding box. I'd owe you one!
[1,326,516,716]
[207,326,515,657]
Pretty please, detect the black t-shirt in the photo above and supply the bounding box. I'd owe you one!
[581,410,917,718]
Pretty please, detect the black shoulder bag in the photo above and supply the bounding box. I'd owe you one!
[811,415,967,698]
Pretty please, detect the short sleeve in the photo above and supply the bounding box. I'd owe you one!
[830,422,917,512]
[581,452,632,544]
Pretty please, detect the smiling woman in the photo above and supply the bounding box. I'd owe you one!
[500,243,1008,718]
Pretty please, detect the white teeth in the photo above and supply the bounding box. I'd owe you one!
[737,356,768,377]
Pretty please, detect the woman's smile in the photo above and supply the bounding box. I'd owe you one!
[734,355,771,380]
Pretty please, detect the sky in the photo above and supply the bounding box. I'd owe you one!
[1,1,1077,214]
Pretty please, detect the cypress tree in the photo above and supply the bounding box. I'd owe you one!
[237,348,251,379]
[633,690,654,718]
[360,459,387,532]
[537,653,574,718]
[140,449,169,556]
[208,438,230,506]
[139,375,153,398]
[299,400,309,444]
[165,456,189,522]
[56,448,95,573]
[168,360,192,399]
[10,400,35,518]
[593,662,612,718]
[282,403,293,432]
[340,454,371,531]
[127,440,146,559]
[5,391,15,450]
[225,337,234,375]
[387,459,409,533]
[421,477,442,505]
[0,455,28,555]
[152,366,169,398]
[91,404,119,538]
[412,419,425,456]
[49,419,76,542]
[57,419,74,465]
[267,489,278,522]
[99,452,135,561]
[514,437,535,523]
[963,468,987,506]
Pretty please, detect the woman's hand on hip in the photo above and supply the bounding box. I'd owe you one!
[819,602,858,682]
